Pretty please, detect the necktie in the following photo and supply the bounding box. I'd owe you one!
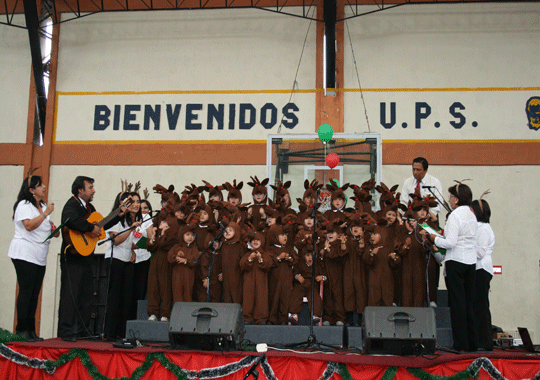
[415,180,421,195]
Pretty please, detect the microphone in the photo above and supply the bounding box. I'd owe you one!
[242,354,265,380]
[421,186,433,189]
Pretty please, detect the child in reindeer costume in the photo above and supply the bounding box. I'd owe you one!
[342,212,369,325]
[323,179,350,223]
[318,218,347,326]
[168,218,200,303]
[266,223,298,325]
[363,216,401,307]
[240,228,273,325]
[349,178,376,216]
[220,221,246,304]
[145,184,180,322]
[246,176,270,231]
[395,203,428,307]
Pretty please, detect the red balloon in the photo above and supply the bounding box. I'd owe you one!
[326,153,339,169]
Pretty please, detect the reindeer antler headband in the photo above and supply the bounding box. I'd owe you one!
[27,167,39,188]
[478,189,491,212]
[453,179,471,193]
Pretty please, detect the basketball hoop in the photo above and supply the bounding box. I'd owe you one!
[318,190,331,212]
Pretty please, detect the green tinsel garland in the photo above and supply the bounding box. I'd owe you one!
[382,367,399,380]
[408,359,479,380]
[338,362,353,380]
[0,328,26,344]
[2,343,540,380]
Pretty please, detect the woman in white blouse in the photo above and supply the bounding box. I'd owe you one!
[8,175,59,342]
[429,183,479,352]
[103,192,141,339]
[129,199,154,320]
[471,199,494,351]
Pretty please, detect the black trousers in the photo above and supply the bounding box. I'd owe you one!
[444,260,479,351]
[129,259,150,320]
[57,254,94,339]
[104,258,134,339]
[11,259,46,333]
[474,269,493,350]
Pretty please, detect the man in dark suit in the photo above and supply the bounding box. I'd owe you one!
[57,176,121,342]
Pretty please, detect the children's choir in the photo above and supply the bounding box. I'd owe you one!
[108,176,450,330]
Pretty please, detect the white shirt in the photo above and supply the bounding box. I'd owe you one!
[105,221,136,262]
[400,173,443,214]
[8,200,52,266]
[435,205,478,266]
[134,215,154,263]
[475,222,495,275]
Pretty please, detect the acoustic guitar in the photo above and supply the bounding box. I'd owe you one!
[63,198,133,256]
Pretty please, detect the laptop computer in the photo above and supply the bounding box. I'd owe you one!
[518,327,540,353]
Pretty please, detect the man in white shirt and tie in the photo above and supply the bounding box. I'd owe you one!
[400,157,443,214]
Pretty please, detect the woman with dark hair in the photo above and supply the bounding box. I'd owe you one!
[8,175,59,341]
[428,183,479,352]
[471,198,494,351]
[103,191,141,339]
[129,199,153,319]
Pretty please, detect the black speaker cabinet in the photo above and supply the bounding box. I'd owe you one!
[362,306,437,355]
[169,302,244,351]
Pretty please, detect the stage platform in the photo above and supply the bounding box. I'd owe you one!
[1,337,540,380]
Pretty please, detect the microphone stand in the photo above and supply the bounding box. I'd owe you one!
[193,223,224,302]
[287,190,340,350]
[242,353,266,380]
[423,186,452,214]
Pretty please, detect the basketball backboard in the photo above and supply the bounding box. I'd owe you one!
[267,133,382,211]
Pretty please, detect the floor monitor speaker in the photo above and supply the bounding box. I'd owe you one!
[362,306,437,355]
[169,302,244,351]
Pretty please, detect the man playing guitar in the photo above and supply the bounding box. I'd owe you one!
[57,176,126,342]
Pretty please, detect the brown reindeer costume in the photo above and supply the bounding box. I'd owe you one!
[374,182,399,219]
[302,179,323,208]
[396,204,427,307]
[221,222,246,304]
[266,224,297,325]
[323,179,350,223]
[191,203,217,302]
[247,176,270,231]
[289,237,324,322]
[240,230,273,324]
[293,199,322,252]
[318,218,347,325]
[146,213,179,320]
[363,219,401,307]
[350,178,376,216]
[270,180,296,216]
[342,212,369,320]
[167,220,200,303]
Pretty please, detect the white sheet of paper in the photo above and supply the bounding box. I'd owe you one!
[419,223,444,238]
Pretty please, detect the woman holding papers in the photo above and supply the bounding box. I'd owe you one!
[8,175,59,342]
[129,199,154,319]
[428,183,479,352]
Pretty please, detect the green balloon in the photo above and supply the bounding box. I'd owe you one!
[318,124,334,142]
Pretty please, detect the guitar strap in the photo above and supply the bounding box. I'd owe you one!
[74,195,92,214]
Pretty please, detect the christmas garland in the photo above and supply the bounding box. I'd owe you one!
[2,343,540,380]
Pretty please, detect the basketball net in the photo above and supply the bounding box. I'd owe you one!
[318,190,331,212]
